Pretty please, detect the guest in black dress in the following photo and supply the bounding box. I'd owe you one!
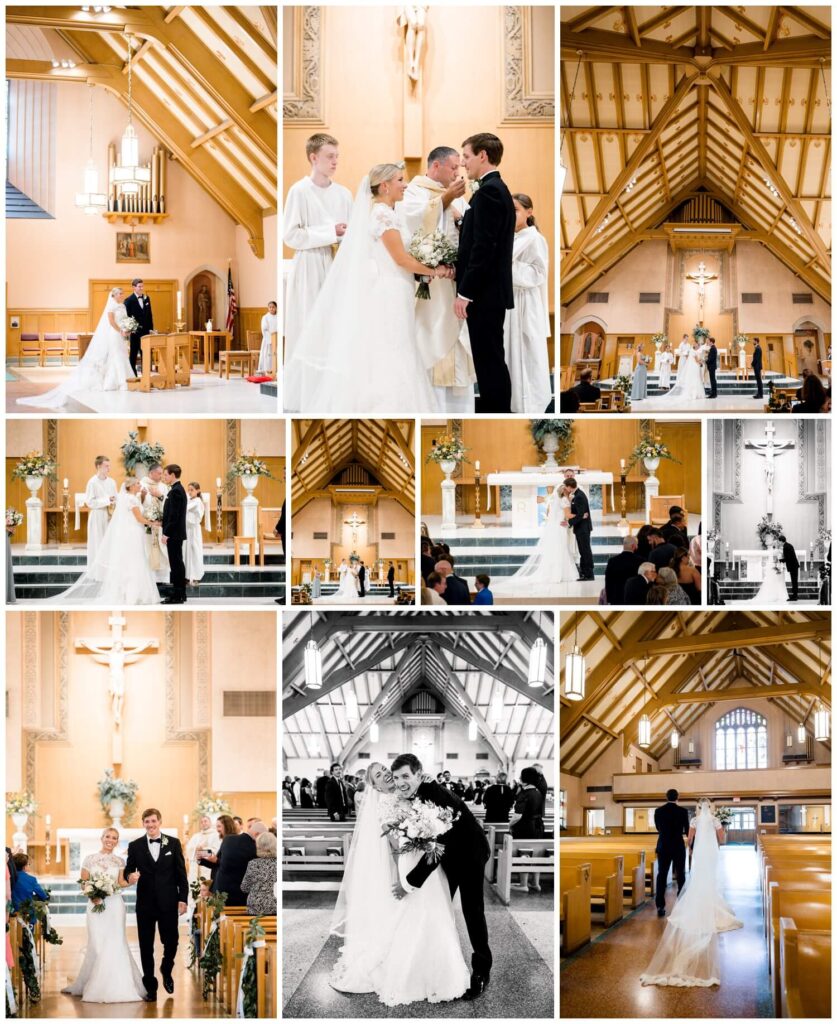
[510,767,545,893]
[299,777,314,809]
[198,814,236,891]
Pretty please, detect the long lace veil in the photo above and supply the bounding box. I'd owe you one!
[284,176,375,412]
[17,297,120,410]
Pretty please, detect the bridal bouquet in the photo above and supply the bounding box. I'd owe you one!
[117,314,139,336]
[79,871,118,913]
[144,502,163,536]
[408,229,458,299]
[6,508,23,529]
[381,800,458,864]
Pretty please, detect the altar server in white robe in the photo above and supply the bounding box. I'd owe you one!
[283,133,353,357]
[185,483,209,584]
[257,301,279,374]
[398,146,476,413]
[185,814,221,908]
[139,464,170,582]
[676,334,691,370]
[504,194,551,413]
[84,456,117,566]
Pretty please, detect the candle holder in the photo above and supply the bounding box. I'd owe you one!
[215,490,223,544]
[62,484,70,541]
[45,824,51,867]
[472,468,485,529]
[618,471,630,535]
[174,320,186,333]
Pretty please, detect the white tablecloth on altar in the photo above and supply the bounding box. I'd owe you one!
[731,548,810,581]
[485,469,614,531]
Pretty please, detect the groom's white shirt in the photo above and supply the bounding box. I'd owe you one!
[84,474,117,566]
[147,835,161,862]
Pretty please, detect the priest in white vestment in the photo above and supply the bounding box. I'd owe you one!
[257,301,279,374]
[398,147,476,413]
[84,459,117,566]
[283,133,353,357]
[139,466,170,582]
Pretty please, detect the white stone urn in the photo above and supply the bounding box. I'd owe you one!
[11,813,28,852]
[437,458,457,481]
[324,564,331,583]
[643,458,661,521]
[133,462,149,480]
[240,473,260,498]
[438,460,458,532]
[738,338,746,351]
[643,457,661,473]
[540,432,561,469]
[24,475,44,497]
[107,799,125,829]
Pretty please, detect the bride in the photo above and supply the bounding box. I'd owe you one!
[284,163,445,415]
[49,480,161,605]
[746,542,789,604]
[62,827,146,1003]
[640,798,742,987]
[492,484,578,594]
[17,287,136,410]
[322,559,361,604]
[330,762,470,1006]
[638,339,707,406]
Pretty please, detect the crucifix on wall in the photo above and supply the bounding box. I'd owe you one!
[685,260,718,324]
[74,615,159,766]
[744,421,796,517]
[343,510,366,545]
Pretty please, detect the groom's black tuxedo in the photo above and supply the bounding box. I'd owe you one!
[124,833,187,996]
[782,541,799,600]
[405,781,492,977]
[653,800,690,911]
[706,344,718,398]
[457,170,515,413]
[569,488,595,580]
[124,292,154,375]
[162,480,188,601]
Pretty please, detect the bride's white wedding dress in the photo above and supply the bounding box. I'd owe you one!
[638,345,707,406]
[283,176,439,415]
[330,787,469,1006]
[492,489,578,594]
[17,297,135,410]
[748,547,788,603]
[325,565,360,603]
[62,852,146,1003]
[640,801,742,987]
[48,485,160,605]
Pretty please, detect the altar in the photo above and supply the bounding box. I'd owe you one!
[54,827,181,871]
[732,548,810,581]
[485,469,614,532]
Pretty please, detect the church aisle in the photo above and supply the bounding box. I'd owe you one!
[283,889,554,1019]
[560,847,772,1019]
[22,924,228,1019]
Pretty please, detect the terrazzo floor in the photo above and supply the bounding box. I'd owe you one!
[560,846,773,1018]
[283,886,554,1018]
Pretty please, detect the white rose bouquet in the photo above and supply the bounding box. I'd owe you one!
[117,314,140,337]
[79,870,118,914]
[408,229,459,299]
[381,799,458,864]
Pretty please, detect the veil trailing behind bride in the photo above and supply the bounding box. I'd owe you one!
[640,798,742,987]
[17,290,135,410]
[48,482,160,605]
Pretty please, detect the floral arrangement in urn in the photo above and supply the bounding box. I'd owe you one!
[229,453,275,479]
[195,792,232,817]
[6,791,38,815]
[626,429,680,472]
[733,334,749,350]
[692,326,710,342]
[12,452,56,480]
[97,768,139,822]
[756,514,785,549]
[651,333,667,348]
[426,434,469,464]
[611,374,633,406]
[715,806,733,828]
[121,431,166,473]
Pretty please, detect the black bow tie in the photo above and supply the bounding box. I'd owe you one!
[149,837,162,844]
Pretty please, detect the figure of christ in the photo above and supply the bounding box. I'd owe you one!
[685,260,718,325]
[744,421,795,517]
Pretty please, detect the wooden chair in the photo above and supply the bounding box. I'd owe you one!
[64,333,80,364]
[219,331,261,378]
[234,536,257,565]
[41,333,65,366]
[258,508,283,566]
[649,495,686,526]
[19,332,41,366]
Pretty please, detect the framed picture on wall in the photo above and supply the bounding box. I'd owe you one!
[115,232,150,263]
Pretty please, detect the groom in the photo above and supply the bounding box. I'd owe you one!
[124,278,154,376]
[390,753,492,999]
[565,477,595,581]
[455,133,515,413]
[161,464,187,604]
[653,788,690,917]
[125,808,188,1000]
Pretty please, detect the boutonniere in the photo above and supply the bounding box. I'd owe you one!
[161,835,169,848]
[470,180,480,194]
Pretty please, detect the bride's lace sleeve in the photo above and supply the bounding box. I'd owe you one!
[370,204,399,240]
[127,494,141,510]
[81,853,96,872]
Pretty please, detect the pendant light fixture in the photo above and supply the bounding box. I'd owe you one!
[528,637,547,688]
[110,35,150,196]
[345,688,359,726]
[797,721,806,744]
[468,719,478,742]
[303,612,322,690]
[813,639,830,742]
[670,728,680,749]
[75,85,107,214]
[564,617,585,701]
[638,713,651,749]
[370,720,379,743]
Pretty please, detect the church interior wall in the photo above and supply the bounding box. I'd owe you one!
[375,499,417,558]
[290,498,332,558]
[736,243,831,338]
[5,620,23,793]
[234,214,277,307]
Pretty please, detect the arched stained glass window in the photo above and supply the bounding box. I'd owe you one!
[715,708,767,770]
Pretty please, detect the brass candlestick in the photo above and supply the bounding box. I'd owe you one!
[618,470,630,535]
[62,483,70,541]
[45,822,51,867]
[215,489,223,544]
[472,465,485,529]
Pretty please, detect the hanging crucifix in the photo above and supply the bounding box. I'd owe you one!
[744,421,795,517]
[343,510,366,545]
[685,260,718,324]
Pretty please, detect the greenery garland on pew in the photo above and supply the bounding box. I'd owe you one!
[198,890,228,998]
[18,921,40,1002]
[187,879,204,968]
[235,916,266,1018]
[18,895,63,947]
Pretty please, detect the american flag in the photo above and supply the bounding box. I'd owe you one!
[225,266,238,337]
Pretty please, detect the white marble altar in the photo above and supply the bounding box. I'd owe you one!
[485,470,614,531]
[732,548,810,581]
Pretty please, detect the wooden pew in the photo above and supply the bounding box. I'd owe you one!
[560,861,591,955]
[561,852,623,926]
[482,819,555,882]
[767,884,830,1013]
[225,914,277,1016]
[778,917,830,1018]
[494,835,554,906]
[258,935,277,1017]
[562,845,646,908]
[282,832,351,891]
[762,867,831,934]
[561,836,659,893]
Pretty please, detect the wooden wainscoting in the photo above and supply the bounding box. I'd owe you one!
[89,279,178,335]
[7,309,89,359]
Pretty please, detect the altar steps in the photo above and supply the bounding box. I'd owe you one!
[11,551,286,601]
[712,579,822,603]
[600,370,802,397]
[40,880,138,915]
[436,532,625,580]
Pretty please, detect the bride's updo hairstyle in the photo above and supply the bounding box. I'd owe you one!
[101,827,119,841]
[110,286,123,299]
[369,162,405,195]
[696,797,715,816]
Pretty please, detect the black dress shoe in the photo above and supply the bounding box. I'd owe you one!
[162,974,174,994]
[142,991,157,1002]
[462,971,490,1000]
[657,907,666,917]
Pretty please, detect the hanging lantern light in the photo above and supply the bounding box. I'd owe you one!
[814,704,830,742]
[75,86,107,214]
[528,637,547,688]
[638,714,651,749]
[670,728,680,749]
[304,613,322,690]
[688,738,695,754]
[370,720,379,743]
[111,35,151,196]
[345,689,359,726]
[564,618,585,700]
[797,722,806,744]
[490,691,503,723]
[468,719,478,742]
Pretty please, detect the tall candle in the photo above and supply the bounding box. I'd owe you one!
[183,814,189,827]
[45,814,51,826]
[620,459,625,471]
[63,478,69,489]
[177,291,182,320]
[475,460,480,472]
[216,477,222,489]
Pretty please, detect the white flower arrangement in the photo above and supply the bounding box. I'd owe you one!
[381,799,458,864]
[117,314,140,335]
[734,334,749,349]
[195,792,232,816]
[79,870,118,913]
[7,791,38,815]
[6,508,24,529]
[407,229,459,299]
[229,454,275,479]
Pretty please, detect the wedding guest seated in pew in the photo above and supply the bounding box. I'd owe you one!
[242,831,278,916]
